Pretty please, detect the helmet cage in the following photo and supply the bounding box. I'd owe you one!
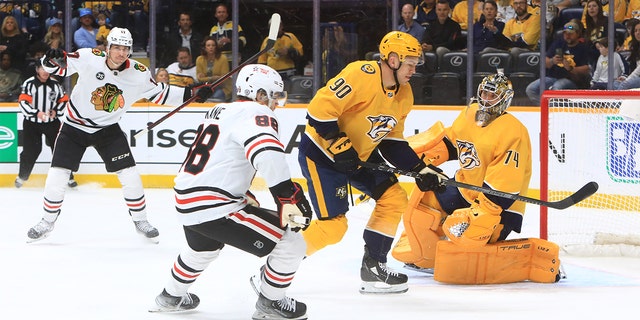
[475,74,514,127]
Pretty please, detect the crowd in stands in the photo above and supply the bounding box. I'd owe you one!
[2,1,640,105]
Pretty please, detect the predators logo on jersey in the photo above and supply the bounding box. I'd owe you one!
[91,83,125,112]
[457,139,481,170]
[366,115,397,142]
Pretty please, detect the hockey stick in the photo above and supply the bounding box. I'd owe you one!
[358,161,599,210]
[133,13,282,139]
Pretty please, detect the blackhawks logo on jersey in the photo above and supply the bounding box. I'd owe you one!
[366,115,397,142]
[91,83,125,112]
[457,139,481,170]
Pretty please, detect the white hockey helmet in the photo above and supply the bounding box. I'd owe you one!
[475,70,513,127]
[107,27,133,51]
[236,64,287,108]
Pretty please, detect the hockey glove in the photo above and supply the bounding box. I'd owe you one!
[43,48,67,69]
[413,162,448,192]
[245,190,260,207]
[443,193,502,247]
[327,132,359,175]
[270,181,313,232]
[190,84,214,103]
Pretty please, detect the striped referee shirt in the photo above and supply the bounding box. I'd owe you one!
[19,76,68,123]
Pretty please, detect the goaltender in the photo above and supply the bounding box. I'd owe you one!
[392,72,564,284]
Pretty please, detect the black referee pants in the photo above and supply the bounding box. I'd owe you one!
[18,119,62,180]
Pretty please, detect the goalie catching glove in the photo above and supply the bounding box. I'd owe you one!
[412,162,448,192]
[270,180,313,232]
[326,132,359,175]
[443,193,502,247]
[43,48,67,69]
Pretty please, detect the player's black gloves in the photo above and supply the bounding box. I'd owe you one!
[327,132,359,175]
[190,84,213,103]
[43,48,67,69]
[270,180,313,232]
[413,162,448,193]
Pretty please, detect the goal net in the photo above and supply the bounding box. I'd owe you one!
[541,90,640,256]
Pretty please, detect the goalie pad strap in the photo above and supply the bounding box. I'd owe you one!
[434,238,561,284]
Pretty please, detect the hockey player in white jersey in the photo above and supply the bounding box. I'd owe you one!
[151,64,313,320]
[26,27,213,243]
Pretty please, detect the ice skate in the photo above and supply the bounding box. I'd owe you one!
[360,247,408,294]
[27,218,56,243]
[249,265,265,295]
[133,220,159,243]
[15,177,25,188]
[252,293,307,320]
[67,179,78,188]
[403,263,434,275]
[149,289,200,313]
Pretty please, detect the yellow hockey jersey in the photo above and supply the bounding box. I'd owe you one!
[304,61,414,163]
[447,103,532,216]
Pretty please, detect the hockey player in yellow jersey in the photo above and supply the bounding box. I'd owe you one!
[392,72,564,284]
[298,31,444,294]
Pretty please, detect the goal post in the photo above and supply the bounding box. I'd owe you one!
[540,90,640,256]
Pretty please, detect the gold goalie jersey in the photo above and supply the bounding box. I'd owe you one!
[304,60,414,161]
[448,103,532,216]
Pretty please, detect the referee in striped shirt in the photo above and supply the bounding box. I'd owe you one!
[16,60,76,188]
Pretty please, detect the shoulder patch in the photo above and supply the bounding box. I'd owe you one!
[91,48,105,57]
[134,63,147,72]
[361,64,376,74]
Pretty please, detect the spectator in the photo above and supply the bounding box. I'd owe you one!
[124,1,149,52]
[495,0,516,22]
[195,36,231,101]
[452,0,483,31]
[15,60,76,189]
[503,0,541,51]
[583,0,608,67]
[166,47,197,88]
[421,0,463,64]
[0,15,28,72]
[45,11,64,30]
[415,0,438,29]
[159,12,203,68]
[209,3,246,66]
[627,0,640,21]
[43,18,64,49]
[0,51,21,102]
[472,0,507,54]
[322,22,357,84]
[23,41,49,80]
[591,38,625,89]
[95,13,112,51]
[399,3,425,42]
[619,18,640,51]
[614,22,640,89]
[155,67,169,84]
[526,20,591,105]
[73,8,97,49]
[581,0,626,25]
[257,19,304,80]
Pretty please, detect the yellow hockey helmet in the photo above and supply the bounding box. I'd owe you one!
[379,31,424,65]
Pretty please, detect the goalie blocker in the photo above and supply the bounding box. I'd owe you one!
[434,238,562,284]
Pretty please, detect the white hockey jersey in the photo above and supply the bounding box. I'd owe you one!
[174,101,293,226]
[43,48,187,133]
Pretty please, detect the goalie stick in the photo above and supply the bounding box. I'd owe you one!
[358,161,599,210]
[133,13,282,139]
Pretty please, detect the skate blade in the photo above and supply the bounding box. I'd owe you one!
[252,310,308,320]
[26,232,51,244]
[359,281,408,294]
[403,264,434,275]
[249,274,260,295]
[145,235,160,244]
[148,304,197,313]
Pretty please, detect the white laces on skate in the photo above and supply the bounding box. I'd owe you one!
[379,263,400,277]
[275,296,297,312]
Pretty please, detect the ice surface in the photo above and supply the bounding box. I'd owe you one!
[1,186,639,319]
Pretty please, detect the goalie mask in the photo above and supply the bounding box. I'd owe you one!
[379,31,424,66]
[236,64,287,109]
[475,72,514,127]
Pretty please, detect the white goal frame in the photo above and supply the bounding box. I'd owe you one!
[540,90,640,256]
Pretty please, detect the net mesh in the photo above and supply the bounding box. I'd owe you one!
[545,96,640,255]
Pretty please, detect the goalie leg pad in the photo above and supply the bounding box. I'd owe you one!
[302,214,348,256]
[433,238,561,284]
[392,190,446,268]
